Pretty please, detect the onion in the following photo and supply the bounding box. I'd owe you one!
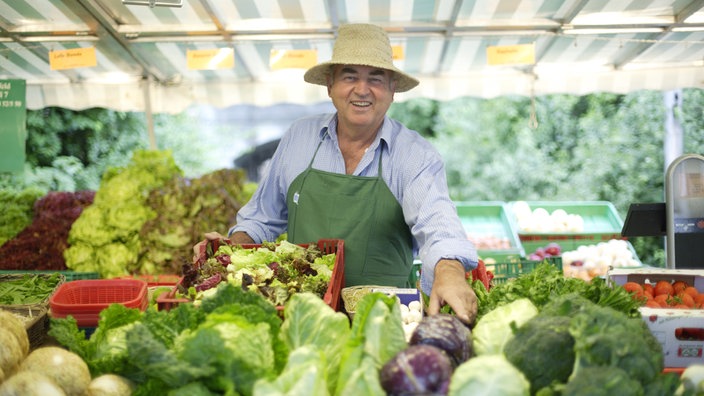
[0,371,66,396]
[19,346,91,396]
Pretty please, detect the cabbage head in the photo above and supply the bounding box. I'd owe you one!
[449,354,530,396]
[472,298,538,356]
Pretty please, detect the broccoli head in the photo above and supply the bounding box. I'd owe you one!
[569,302,663,385]
[504,314,575,395]
[562,366,643,396]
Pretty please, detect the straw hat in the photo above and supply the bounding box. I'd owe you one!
[303,24,419,92]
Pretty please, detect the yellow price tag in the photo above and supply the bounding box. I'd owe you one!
[486,43,535,66]
[49,47,97,70]
[269,49,318,70]
[187,48,235,70]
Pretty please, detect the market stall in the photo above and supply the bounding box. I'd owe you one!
[2,0,704,394]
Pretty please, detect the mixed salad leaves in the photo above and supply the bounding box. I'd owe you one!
[180,237,337,307]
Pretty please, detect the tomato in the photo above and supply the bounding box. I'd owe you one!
[654,280,674,297]
[654,294,671,307]
[695,294,704,308]
[622,282,644,298]
[643,283,654,296]
[643,290,654,301]
[645,299,661,308]
[677,292,696,308]
[672,280,688,295]
[683,286,699,299]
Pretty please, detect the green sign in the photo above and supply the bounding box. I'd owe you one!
[0,80,27,173]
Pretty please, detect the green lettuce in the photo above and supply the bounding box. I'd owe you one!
[472,298,539,356]
[335,293,407,395]
[280,293,351,393]
[64,150,182,277]
[253,346,329,396]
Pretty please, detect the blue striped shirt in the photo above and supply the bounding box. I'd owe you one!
[230,113,477,294]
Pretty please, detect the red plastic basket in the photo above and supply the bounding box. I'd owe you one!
[116,274,182,287]
[157,239,345,312]
[49,279,148,327]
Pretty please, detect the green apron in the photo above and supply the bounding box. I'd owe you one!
[287,140,414,287]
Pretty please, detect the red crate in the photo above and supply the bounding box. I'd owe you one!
[49,279,148,327]
[116,274,181,287]
[157,239,345,312]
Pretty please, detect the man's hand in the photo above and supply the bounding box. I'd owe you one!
[229,231,255,245]
[427,259,478,326]
[192,231,254,257]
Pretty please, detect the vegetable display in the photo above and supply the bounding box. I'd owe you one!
[0,273,63,305]
[48,284,406,395]
[19,346,92,396]
[64,150,183,278]
[38,259,700,395]
[502,293,680,395]
[0,191,95,271]
[621,278,704,309]
[0,187,45,247]
[0,342,98,396]
[471,261,643,320]
[137,168,254,275]
[180,238,336,307]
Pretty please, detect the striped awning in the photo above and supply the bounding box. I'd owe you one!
[2,0,704,112]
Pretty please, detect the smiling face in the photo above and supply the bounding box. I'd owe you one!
[328,64,396,137]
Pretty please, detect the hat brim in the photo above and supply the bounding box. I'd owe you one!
[304,61,419,93]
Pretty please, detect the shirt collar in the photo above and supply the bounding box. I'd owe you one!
[320,113,391,151]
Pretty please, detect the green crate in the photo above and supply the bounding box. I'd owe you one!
[509,201,625,254]
[0,270,100,281]
[487,257,562,285]
[455,201,525,262]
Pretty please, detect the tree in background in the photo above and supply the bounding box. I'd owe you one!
[391,89,704,267]
[0,108,146,192]
[0,108,219,192]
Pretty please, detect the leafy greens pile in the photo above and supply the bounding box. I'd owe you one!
[465,264,681,396]
[0,191,95,271]
[181,237,336,307]
[64,150,183,278]
[0,187,45,247]
[471,261,644,320]
[137,168,255,275]
[48,283,408,396]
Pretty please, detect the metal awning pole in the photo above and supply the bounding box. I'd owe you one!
[143,75,157,149]
[663,89,683,173]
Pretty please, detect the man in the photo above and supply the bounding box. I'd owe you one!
[229,23,478,324]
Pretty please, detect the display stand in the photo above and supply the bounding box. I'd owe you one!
[665,154,704,269]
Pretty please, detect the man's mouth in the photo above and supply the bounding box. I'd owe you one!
[351,101,371,107]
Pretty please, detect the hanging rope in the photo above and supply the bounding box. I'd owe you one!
[528,72,539,129]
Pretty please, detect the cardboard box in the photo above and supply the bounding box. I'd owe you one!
[370,287,423,313]
[341,286,423,322]
[608,268,704,368]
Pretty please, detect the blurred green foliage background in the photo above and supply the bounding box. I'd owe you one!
[3,88,704,267]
